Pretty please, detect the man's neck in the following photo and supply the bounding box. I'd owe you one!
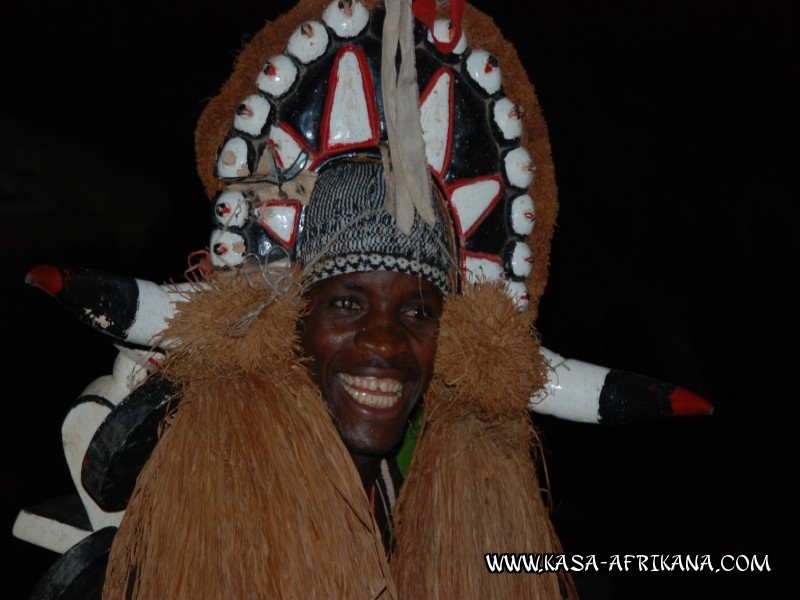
[349,453,382,496]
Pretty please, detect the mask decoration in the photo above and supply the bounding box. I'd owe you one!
[14,1,712,598]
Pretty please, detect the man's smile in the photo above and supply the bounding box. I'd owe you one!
[338,373,404,409]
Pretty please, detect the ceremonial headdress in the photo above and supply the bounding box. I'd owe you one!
[194,0,553,316]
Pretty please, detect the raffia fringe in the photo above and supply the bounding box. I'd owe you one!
[391,283,578,599]
[103,275,395,599]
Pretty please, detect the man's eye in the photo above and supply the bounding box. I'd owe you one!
[403,306,436,320]
[332,297,359,310]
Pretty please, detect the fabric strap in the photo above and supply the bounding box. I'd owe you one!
[381,0,437,234]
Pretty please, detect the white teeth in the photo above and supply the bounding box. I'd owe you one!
[338,373,403,408]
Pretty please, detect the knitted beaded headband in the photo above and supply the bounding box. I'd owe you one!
[301,160,455,293]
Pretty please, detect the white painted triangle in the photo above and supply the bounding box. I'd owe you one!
[268,124,304,170]
[420,69,453,174]
[259,202,300,247]
[449,177,502,239]
[326,49,374,147]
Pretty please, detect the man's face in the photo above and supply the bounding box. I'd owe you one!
[301,270,443,458]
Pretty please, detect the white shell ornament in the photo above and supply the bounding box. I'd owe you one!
[493,97,523,140]
[210,230,247,268]
[465,49,502,95]
[322,0,369,38]
[233,94,271,137]
[508,241,534,278]
[510,193,536,236]
[427,18,467,54]
[256,55,298,98]
[213,191,248,228]
[216,137,250,179]
[286,21,330,64]
[505,280,530,310]
[504,146,536,189]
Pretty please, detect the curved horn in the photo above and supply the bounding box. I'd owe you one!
[533,347,713,424]
[25,265,202,348]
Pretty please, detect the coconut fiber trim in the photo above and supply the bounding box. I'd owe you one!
[153,269,307,381]
[103,275,396,599]
[391,282,579,599]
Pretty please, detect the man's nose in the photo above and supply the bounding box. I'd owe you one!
[354,314,408,358]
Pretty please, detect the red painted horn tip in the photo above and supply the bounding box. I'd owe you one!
[669,386,714,417]
[25,264,64,296]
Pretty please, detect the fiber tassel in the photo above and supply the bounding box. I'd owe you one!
[103,275,396,599]
[391,283,578,599]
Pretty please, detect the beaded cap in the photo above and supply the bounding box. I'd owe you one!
[300,160,454,293]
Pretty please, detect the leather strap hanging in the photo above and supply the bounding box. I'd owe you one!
[381,0,437,233]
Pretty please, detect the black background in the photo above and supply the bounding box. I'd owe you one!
[1,1,793,597]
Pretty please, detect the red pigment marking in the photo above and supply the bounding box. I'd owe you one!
[24,264,63,296]
[669,387,714,416]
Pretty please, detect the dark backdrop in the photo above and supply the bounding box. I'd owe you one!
[2,1,793,598]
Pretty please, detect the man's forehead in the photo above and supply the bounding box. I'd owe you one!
[312,271,443,298]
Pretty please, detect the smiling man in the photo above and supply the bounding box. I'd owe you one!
[298,159,452,551]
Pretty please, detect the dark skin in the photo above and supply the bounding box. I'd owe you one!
[300,270,443,494]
